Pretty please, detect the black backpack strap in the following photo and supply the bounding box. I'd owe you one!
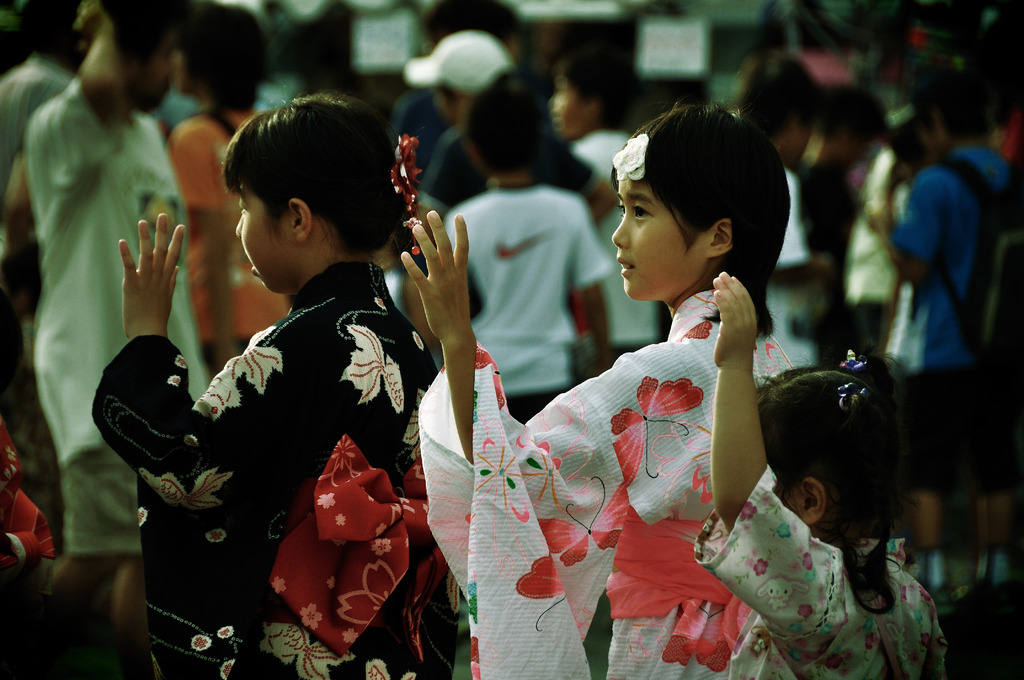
[942,158,994,203]
[933,159,990,356]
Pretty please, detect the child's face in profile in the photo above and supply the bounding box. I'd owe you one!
[612,178,719,312]
[235,190,293,294]
[549,76,599,142]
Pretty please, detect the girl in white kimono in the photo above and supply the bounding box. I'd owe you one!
[700,273,946,678]
[404,102,792,679]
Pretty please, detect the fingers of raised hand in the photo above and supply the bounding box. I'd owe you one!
[165,223,185,278]
[118,239,137,275]
[136,220,152,275]
[452,213,469,269]
[400,251,426,285]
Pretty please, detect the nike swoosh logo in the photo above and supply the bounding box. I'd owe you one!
[497,231,552,259]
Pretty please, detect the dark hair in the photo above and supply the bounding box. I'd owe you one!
[820,86,886,139]
[179,2,265,111]
[0,287,22,395]
[557,43,635,129]
[103,0,190,61]
[424,0,518,44]
[737,51,821,137]
[617,102,789,335]
[223,93,407,253]
[0,242,41,315]
[20,0,80,52]
[889,114,927,167]
[757,355,906,614]
[911,68,992,138]
[466,78,539,172]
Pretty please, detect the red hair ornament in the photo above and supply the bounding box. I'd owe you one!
[390,134,423,254]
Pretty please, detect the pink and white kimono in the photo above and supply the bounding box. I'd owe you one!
[419,292,790,679]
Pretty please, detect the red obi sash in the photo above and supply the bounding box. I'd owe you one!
[269,434,447,661]
[607,508,732,618]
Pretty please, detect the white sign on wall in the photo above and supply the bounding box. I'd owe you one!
[352,9,418,74]
[636,15,711,79]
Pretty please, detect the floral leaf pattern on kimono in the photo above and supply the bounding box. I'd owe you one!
[260,622,348,680]
[194,327,283,420]
[342,324,404,412]
[138,467,232,510]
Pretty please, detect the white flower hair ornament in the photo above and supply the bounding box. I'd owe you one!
[613,133,649,182]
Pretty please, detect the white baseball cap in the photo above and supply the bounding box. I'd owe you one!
[404,30,514,95]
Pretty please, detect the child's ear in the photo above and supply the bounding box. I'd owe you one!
[793,476,829,527]
[708,218,733,256]
[285,198,314,242]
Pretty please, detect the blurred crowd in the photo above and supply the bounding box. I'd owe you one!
[0,0,1021,678]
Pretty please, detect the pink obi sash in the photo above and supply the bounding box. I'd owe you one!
[607,508,732,618]
[269,435,447,662]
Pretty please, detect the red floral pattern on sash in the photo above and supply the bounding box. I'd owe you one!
[268,435,446,661]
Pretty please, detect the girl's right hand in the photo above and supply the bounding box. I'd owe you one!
[401,211,474,350]
[712,272,756,371]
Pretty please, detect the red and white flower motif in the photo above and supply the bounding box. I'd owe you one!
[370,538,392,556]
[184,434,199,447]
[191,635,211,651]
[335,513,346,526]
[374,297,386,311]
[342,628,358,644]
[167,375,181,387]
[272,576,286,593]
[219,660,234,679]
[217,626,234,639]
[138,467,232,510]
[195,328,283,421]
[412,331,423,351]
[175,355,188,369]
[300,603,323,630]
[342,325,403,413]
[205,528,226,543]
[137,507,148,526]
[318,493,336,509]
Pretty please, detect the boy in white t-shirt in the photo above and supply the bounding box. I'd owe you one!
[450,78,614,421]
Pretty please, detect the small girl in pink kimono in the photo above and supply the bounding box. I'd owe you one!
[700,272,948,679]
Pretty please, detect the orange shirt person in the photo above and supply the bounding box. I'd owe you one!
[168,2,289,373]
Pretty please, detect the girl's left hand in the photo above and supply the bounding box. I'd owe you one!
[713,272,757,371]
[401,211,474,350]
[119,214,183,339]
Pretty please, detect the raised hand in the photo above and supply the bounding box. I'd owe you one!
[710,271,767,529]
[119,214,183,339]
[400,211,474,350]
[401,210,477,462]
[712,272,757,371]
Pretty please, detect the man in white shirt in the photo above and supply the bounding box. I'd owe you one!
[23,3,206,677]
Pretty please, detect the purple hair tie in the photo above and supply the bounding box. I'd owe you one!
[839,349,867,372]
[838,383,868,412]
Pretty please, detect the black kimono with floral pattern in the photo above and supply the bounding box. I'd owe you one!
[93,262,457,680]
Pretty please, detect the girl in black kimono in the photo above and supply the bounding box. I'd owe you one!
[92,93,457,679]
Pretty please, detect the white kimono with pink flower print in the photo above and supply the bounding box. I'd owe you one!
[696,467,948,679]
[419,292,790,679]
